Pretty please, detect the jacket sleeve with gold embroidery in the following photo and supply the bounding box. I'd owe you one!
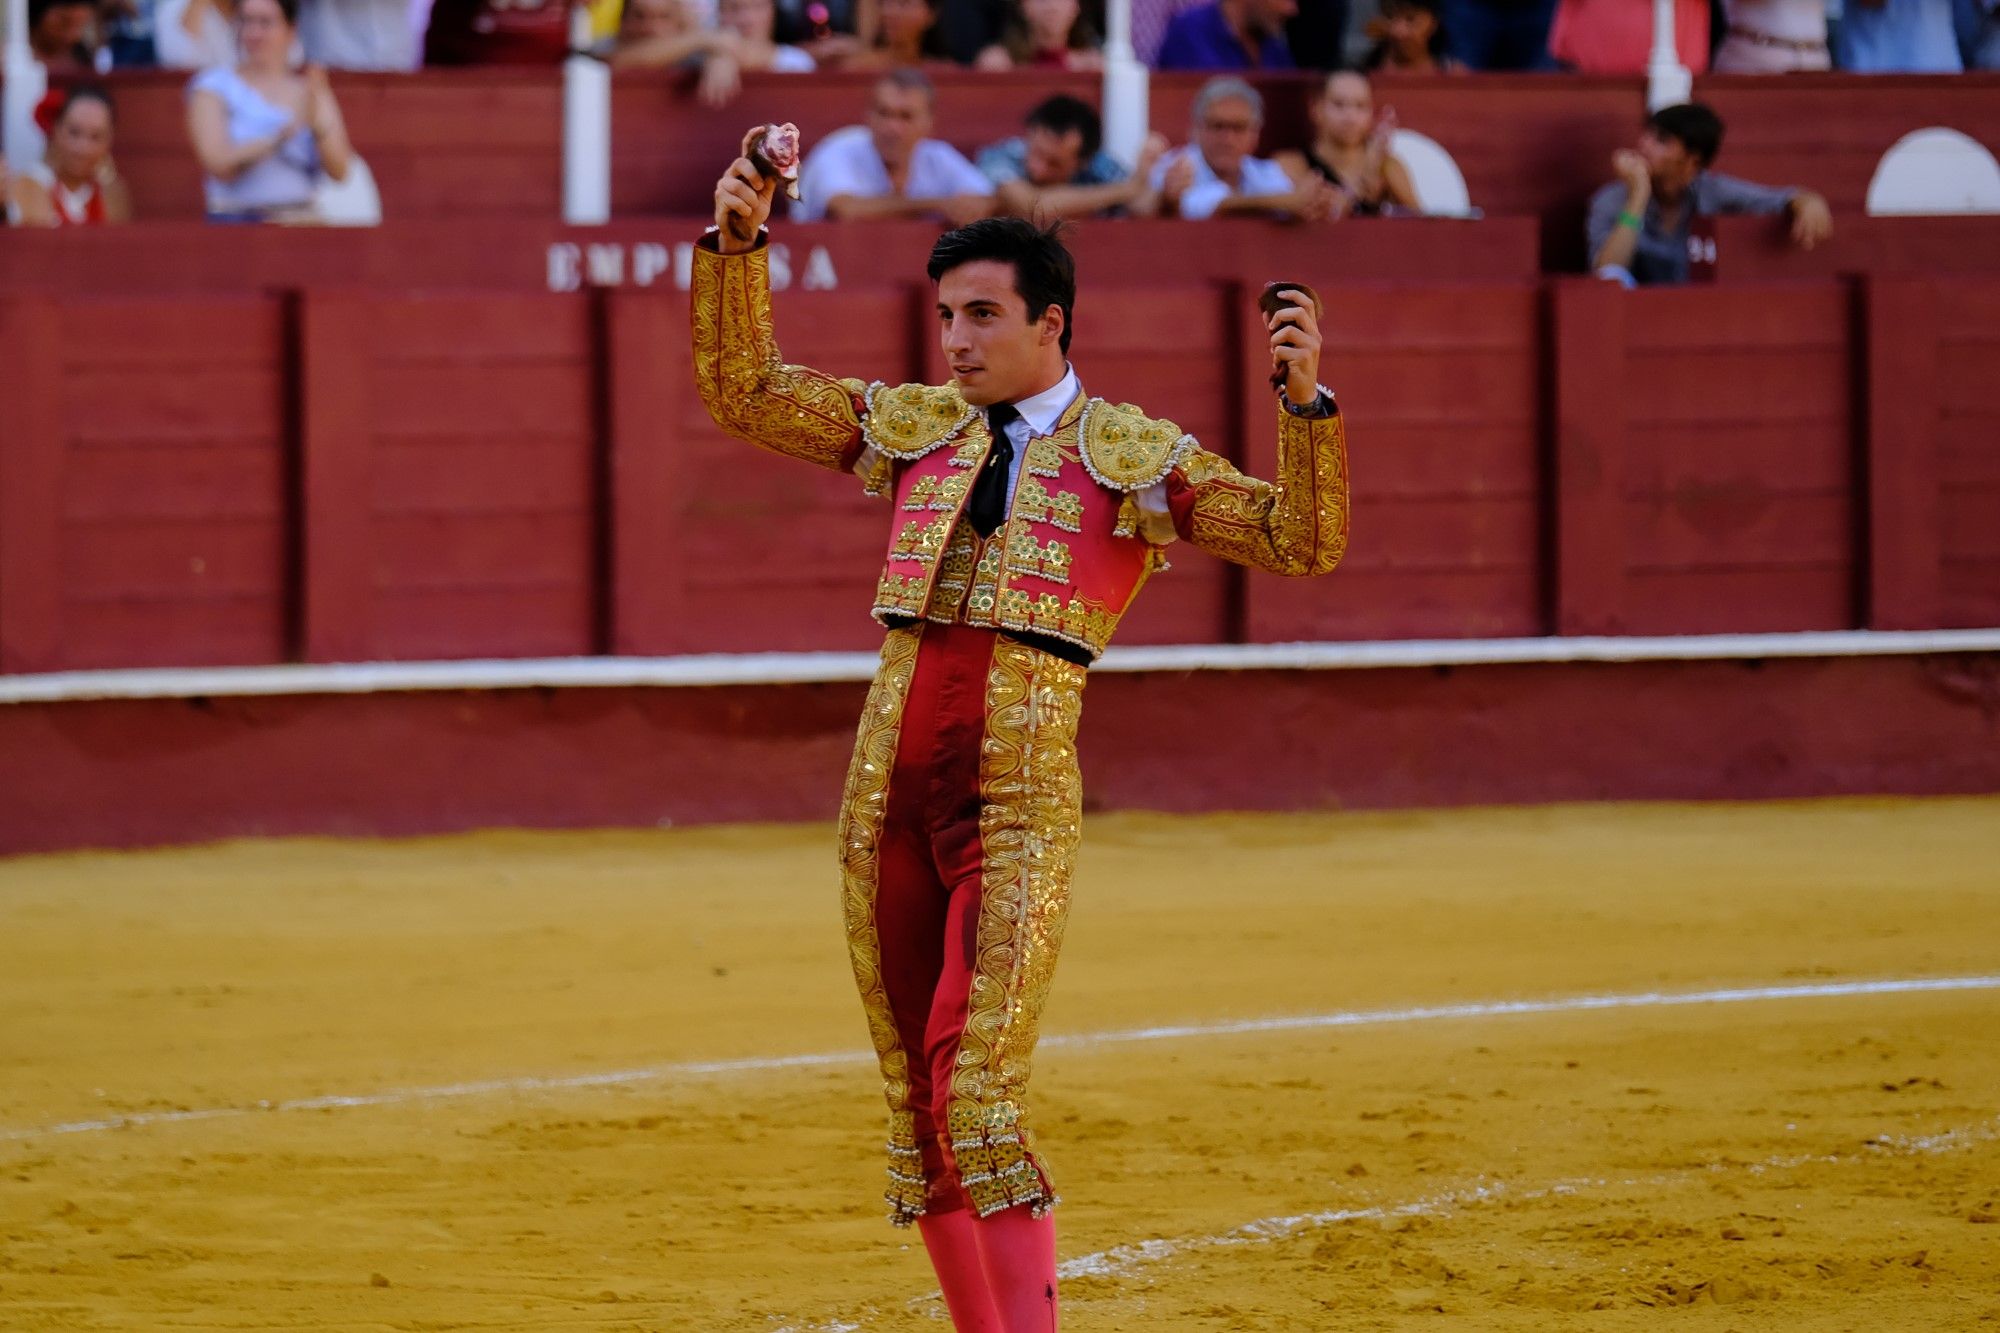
[689,231,868,473]
[1162,404,1349,577]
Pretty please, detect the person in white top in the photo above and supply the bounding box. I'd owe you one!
[1711,0,1829,72]
[793,69,994,224]
[1150,75,1340,221]
[6,86,131,226]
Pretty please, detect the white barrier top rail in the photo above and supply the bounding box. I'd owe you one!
[2,628,1998,705]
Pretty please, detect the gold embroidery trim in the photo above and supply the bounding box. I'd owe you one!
[1080,398,1199,491]
[949,637,1084,1219]
[837,628,928,1227]
[689,242,866,472]
[1176,410,1349,576]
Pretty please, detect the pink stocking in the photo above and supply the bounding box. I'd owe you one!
[918,1210,1003,1332]
[973,1205,1059,1332]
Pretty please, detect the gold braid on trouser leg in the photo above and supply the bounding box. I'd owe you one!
[950,638,1086,1218]
[839,627,927,1226]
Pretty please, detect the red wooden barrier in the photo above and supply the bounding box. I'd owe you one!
[3,276,1995,681]
[1694,73,2000,219]
[301,291,605,661]
[1552,279,1860,636]
[1247,284,1547,641]
[0,217,1541,296]
[86,69,563,223]
[1864,277,2000,631]
[0,295,291,673]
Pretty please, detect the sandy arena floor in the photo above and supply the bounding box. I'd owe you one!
[2,797,1997,1331]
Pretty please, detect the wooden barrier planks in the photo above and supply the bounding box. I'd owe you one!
[1248,284,1547,641]
[2,274,1996,679]
[0,295,291,672]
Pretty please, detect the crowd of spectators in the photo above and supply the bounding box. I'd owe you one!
[17,0,1999,78]
[1,0,1989,257]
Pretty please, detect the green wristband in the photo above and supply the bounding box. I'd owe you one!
[1616,209,1643,231]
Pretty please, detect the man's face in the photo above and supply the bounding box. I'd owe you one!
[936,260,1062,408]
[1195,95,1260,178]
[1023,124,1084,187]
[1244,0,1297,36]
[623,0,687,42]
[52,100,112,179]
[868,81,931,168]
[1638,128,1701,192]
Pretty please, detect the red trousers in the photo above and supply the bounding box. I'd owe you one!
[838,622,1086,1225]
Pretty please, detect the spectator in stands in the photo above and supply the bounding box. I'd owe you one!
[1712,0,1830,71]
[1362,0,1463,72]
[186,0,355,222]
[1834,0,1964,71]
[974,0,1103,68]
[99,0,160,68]
[978,94,1167,219]
[298,0,421,69]
[155,0,240,67]
[717,0,819,68]
[1151,76,1338,220]
[1155,0,1296,68]
[1588,103,1832,287]
[1958,0,2000,67]
[6,86,131,225]
[1275,70,1417,216]
[841,0,954,65]
[1549,0,1706,72]
[29,0,100,73]
[425,0,571,63]
[794,68,992,222]
[610,0,757,103]
[1439,0,1555,69]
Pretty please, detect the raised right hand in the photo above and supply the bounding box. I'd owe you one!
[1612,148,1651,200]
[714,132,778,254]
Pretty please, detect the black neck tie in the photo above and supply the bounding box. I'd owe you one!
[967,402,1020,538]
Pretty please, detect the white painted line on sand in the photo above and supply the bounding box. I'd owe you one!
[4,974,1994,1144]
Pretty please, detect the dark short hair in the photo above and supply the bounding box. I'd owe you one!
[238,0,303,24]
[58,84,115,123]
[30,0,95,19]
[1024,94,1101,162]
[875,67,935,106]
[1647,102,1724,167]
[927,217,1077,356]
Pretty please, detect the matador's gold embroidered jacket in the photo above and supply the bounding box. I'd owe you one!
[690,234,1348,660]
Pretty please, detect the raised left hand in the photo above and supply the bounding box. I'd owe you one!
[1266,290,1324,407]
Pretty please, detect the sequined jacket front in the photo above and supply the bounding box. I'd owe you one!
[689,234,1350,660]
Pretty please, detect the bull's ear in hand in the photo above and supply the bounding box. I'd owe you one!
[746,122,804,201]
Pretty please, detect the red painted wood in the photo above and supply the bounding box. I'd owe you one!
[97,68,562,222]
[1553,279,1627,634]
[1933,279,2000,628]
[1712,215,2000,281]
[5,650,1999,854]
[0,299,66,673]
[607,290,689,654]
[1244,284,1544,642]
[300,293,378,662]
[1693,73,2000,218]
[1864,278,1942,631]
[1611,282,1859,634]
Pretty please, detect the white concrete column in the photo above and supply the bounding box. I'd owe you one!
[562,3,611,225]
[1646,0,1693,111]
[3,0,49,171]
[1100,0,1149,171]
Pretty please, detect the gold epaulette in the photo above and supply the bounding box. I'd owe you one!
[1079,399,1199,492]
[862,382,980,461]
